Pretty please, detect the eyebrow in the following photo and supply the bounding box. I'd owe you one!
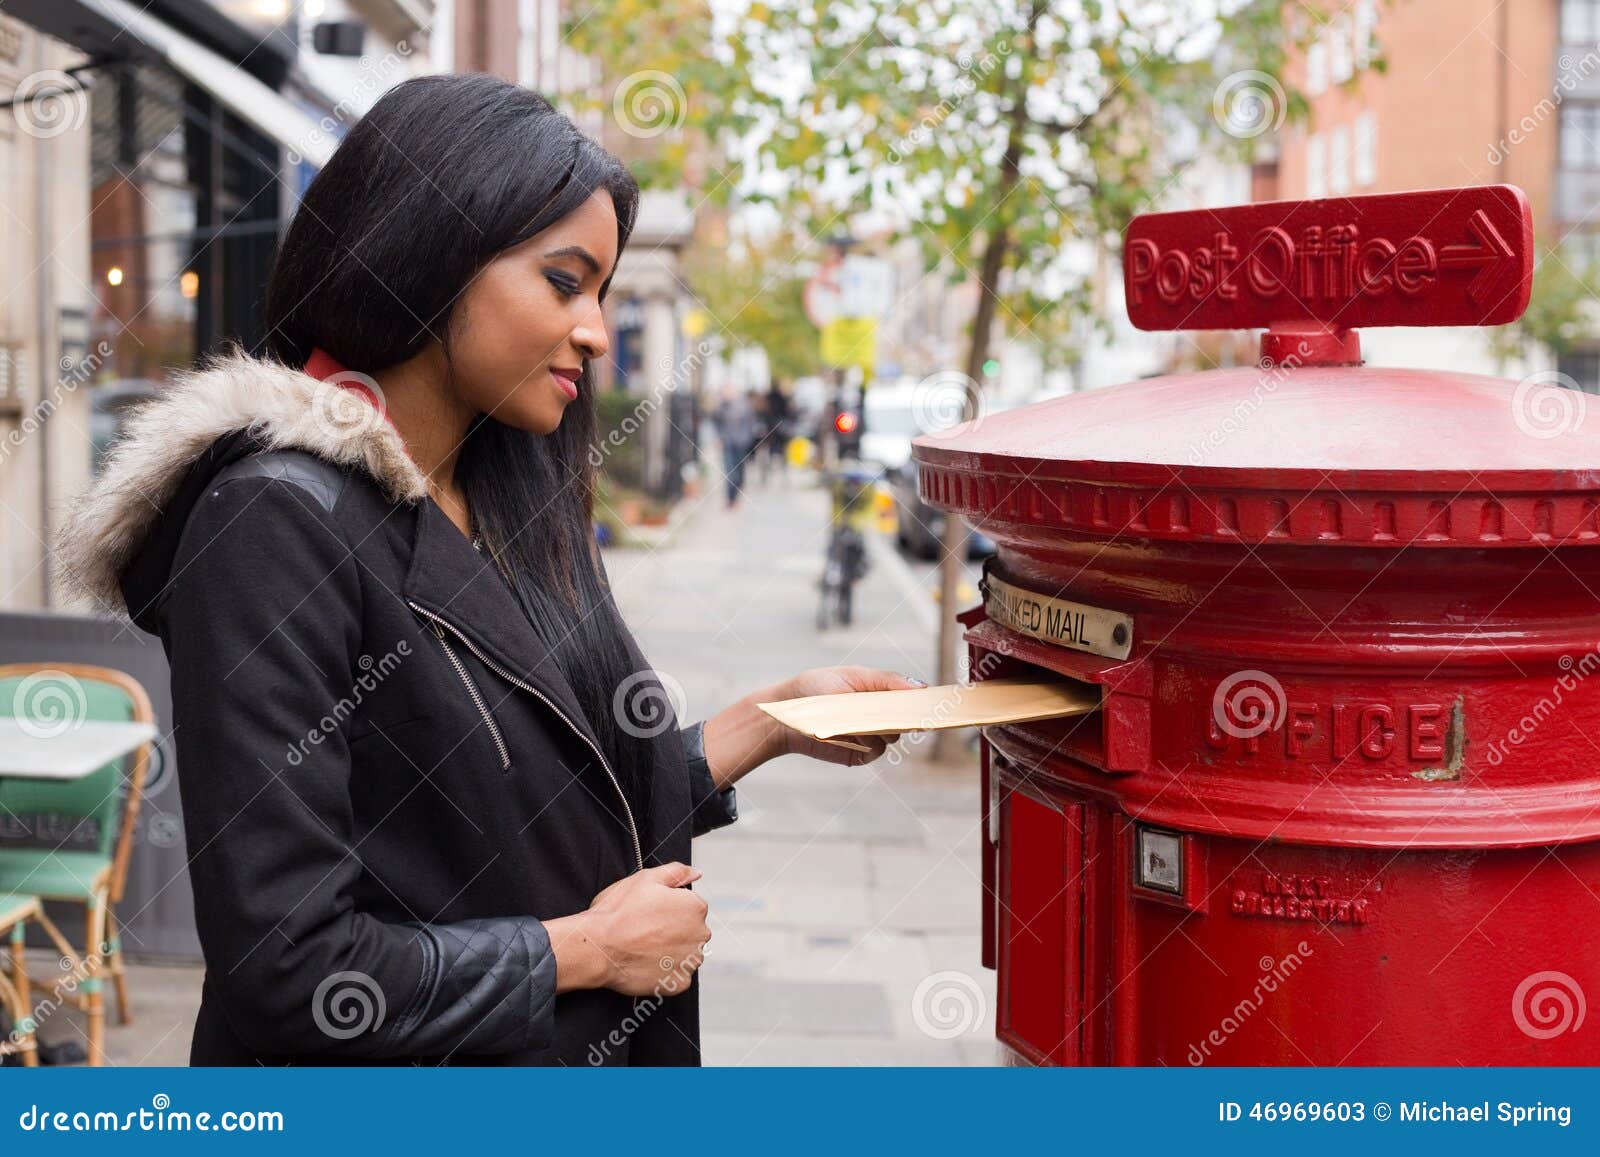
[543,245,602,275]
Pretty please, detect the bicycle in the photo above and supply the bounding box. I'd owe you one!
[816,462,878,629]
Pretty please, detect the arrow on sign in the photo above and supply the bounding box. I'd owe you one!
[1438,208,1516,303]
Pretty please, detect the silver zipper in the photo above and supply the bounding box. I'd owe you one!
[426,622,512,771]
[408,599,644,870]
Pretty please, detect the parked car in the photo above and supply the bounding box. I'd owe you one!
[885,463,994,560]
[89,379,160,471]
[861,382,994,561]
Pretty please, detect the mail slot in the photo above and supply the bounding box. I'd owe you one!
[916,185,1600,1066]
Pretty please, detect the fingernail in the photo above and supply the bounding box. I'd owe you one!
[905,674,928,687]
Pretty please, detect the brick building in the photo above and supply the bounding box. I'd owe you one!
[1266,0,1593,377]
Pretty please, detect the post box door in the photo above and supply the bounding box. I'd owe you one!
[996,784,1083,1065]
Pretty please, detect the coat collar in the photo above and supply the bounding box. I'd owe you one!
[401,496,600,749]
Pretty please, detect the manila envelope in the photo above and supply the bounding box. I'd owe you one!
[756,676,1098,752]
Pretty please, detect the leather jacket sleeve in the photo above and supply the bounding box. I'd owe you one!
[161,473,556,1058]
[680,720,738,837]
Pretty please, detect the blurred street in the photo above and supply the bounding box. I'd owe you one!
[609,466,996,1065]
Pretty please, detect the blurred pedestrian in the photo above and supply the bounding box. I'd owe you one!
[759,377,791,485]
[711,386,761,507]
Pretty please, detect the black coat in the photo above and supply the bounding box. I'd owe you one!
[56,355,737,1065]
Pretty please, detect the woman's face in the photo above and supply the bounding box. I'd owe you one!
[448,188,619,435]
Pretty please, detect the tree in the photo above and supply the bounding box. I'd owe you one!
[1486,244,1600,368]
[569,1,1305,751]
[681,230,826,384]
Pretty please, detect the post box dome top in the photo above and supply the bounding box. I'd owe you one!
[911,185,1600,549]
[912,366,1600,548]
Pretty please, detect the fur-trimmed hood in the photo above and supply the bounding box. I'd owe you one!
[55,353,429,624]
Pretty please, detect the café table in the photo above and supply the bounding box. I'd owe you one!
[0,718,158,779]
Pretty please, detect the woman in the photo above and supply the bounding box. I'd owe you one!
[56,74,919,1066]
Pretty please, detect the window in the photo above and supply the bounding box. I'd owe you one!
[86,60,284,452]
[1306,133,1327,198]
[1562,0,1600,44]
[1561,103,1600,168]
[1558,350,1600,394]
[1306,38,1328,96]
[1355,0,1378,67]
[1328,124,1351,193]
[1354,112,1378,186]
[517,0,536,88]
[1328,126,1352,192]
[1329,13,1354,83]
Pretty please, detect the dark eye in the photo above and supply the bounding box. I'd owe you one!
[545,272,581,300]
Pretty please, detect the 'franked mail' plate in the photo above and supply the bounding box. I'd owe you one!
[984,573,1133,661]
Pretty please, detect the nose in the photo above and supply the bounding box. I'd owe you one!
[572,299,609,361]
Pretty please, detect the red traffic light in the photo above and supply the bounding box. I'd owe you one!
[834,411,858,434]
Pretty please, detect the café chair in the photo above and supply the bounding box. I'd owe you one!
[0,893,42,1066]
[0,663,155,1065]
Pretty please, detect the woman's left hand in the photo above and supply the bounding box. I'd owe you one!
[702,666,928,789]
[776,665,926,767]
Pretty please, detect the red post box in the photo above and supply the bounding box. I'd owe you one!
[912,185,1600,1065]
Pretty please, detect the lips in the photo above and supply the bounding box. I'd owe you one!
[550,367,580,400]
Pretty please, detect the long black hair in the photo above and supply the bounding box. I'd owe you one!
[263,74,662,844]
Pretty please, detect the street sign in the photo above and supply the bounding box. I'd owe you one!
[1124,184,1533,331]
[821,317,877,371]
[806,254,895,329]
[804,257,842,329]
[838,255,894,320]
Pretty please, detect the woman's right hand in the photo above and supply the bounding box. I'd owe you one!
[546,862,711,997]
